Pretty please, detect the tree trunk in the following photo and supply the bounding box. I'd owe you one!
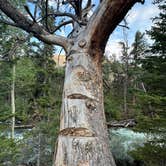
[37,133,41,166]
[11,56,16,139]
[123,72,128,117]
[54,50,116,166]
[122,24,129,119]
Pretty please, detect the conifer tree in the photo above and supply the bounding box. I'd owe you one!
[131,1,166,165]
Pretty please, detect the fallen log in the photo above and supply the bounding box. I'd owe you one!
[106,119,136,128]
[14,124,34,129]
[14,119,136,130]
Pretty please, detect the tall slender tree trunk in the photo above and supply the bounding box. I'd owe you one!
[54,49,116,166]
[124,71,128,117]
[37,132,41,166]
[11,55,16,139]
[122,23,129,118]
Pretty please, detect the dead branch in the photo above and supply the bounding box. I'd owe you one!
[0,0,70,50]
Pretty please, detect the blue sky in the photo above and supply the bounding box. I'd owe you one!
[105,0,159,59]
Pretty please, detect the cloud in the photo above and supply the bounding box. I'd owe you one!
[127,2,159,30]
[105,40,123,60]
[105,1,160,60]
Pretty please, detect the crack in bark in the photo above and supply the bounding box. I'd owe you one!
[59,127,95,137]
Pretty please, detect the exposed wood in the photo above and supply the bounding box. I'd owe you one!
[85,0,140,51]
[59,127,95,137]
[54,52,116,166]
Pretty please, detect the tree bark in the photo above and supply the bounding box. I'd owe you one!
[54,48,116,166]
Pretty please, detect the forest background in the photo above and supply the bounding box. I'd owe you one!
[0,0,165,166]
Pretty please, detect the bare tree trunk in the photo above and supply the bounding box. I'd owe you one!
[122,22,129,118]
[132,76,137,106]
[11,55,16,139]
[54,50,116,166]
[124,72,128,117]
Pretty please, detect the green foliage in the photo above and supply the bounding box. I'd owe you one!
[129,1,166,165]
[104,92,122,120]
[103,59,124,121]
[148,0,166,55]
[131,138,166,166]
[0,136,21,165]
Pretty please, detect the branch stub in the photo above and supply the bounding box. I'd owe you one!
[78,39,87,48]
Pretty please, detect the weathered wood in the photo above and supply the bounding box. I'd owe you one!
[85,0,139,50]
[54,51,116,166]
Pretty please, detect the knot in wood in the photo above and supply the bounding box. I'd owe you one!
[78,39,86,48]
[67,56,73,62]
[70,40,74,45]
[85,100,96,111]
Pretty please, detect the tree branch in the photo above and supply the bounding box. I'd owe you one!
[52,20,73,33]
[45,0,49,31]
[0,0,70,51]
[37,12,85,25]
[0,19,19,27]
[86,0,143,51]
[24,5,36,22]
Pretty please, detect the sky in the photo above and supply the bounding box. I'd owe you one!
[105,0,159,59]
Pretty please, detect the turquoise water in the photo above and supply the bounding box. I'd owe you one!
[109,128,146,164]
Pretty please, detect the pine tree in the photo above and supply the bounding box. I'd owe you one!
[131,1,166,165]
